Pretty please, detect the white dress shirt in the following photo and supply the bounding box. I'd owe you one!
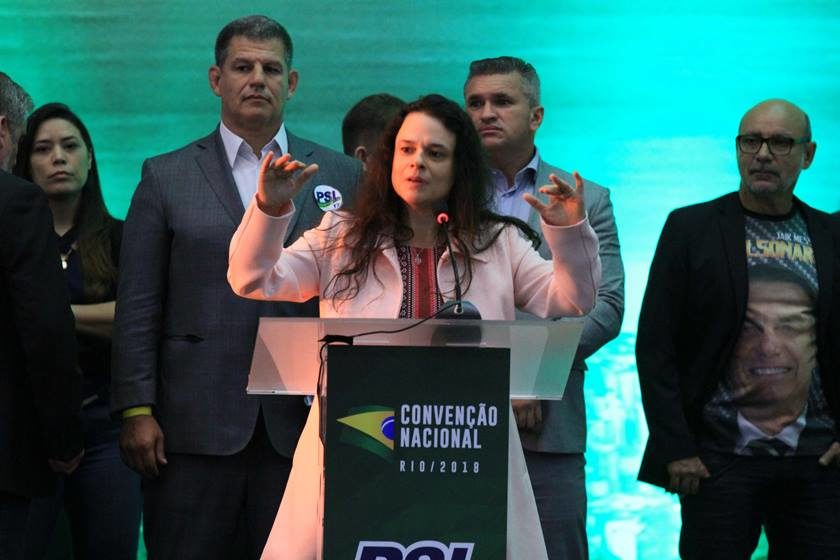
[735,408,807,455]
[219,121,289,208]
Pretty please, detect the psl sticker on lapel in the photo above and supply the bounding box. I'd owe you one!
[313,185,343,212]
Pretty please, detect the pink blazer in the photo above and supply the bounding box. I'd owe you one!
[228,200,601,559]
[228,201,601,320]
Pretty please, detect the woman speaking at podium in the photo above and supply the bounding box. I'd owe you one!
[227,94,600,559]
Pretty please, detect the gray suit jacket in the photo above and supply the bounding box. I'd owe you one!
[518,159,625,454]
[111,128,361,457]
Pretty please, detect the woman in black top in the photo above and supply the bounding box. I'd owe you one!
[14,103,140,560]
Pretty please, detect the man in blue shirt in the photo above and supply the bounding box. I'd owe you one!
[464,56,625,559]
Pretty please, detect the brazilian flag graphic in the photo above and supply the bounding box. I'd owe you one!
[336,405,395,462]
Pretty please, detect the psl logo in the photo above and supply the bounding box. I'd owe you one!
[356,540,474,560]
[313,185,343,211]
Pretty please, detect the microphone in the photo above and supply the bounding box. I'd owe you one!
[435,205,481,320]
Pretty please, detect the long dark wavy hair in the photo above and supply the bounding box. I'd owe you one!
[14,103,118,300]
[328,93,539,302]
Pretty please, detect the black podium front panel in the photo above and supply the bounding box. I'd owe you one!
[323,345,509,560]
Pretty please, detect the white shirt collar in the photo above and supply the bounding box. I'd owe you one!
[218,121,288,167]
[735,408,807,453]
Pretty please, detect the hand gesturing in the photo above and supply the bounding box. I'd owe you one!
[524,171,586,227]
[256,151,319,216]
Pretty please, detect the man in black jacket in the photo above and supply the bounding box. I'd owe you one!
[637,99,840,559]
[0,72,83,560]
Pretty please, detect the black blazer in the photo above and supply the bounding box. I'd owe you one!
[636,192,840,488]
[0,171,82,498]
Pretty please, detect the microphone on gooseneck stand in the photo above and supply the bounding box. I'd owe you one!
[435,204,481,320]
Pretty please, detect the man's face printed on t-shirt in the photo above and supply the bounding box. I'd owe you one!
[727,278,816,433]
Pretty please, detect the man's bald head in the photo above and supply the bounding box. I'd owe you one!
[736,99,816,215]
[739,99,811,140]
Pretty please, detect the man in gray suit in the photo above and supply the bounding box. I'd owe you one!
[464,56,624,559]
[111,16,360,559]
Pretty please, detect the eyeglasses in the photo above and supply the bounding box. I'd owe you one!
[736,134,810,156]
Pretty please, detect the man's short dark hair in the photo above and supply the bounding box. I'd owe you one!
[750,264,816,304]
[215,15,293,68]
[0,72,33,132]
[341,93,406,156]
[464,56,541,107]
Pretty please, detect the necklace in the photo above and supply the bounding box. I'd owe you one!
[60,246,75,270]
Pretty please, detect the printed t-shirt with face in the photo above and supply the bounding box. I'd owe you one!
[701,209,836,456]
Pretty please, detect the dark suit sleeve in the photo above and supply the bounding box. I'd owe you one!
[285,144,362,242]
[111,160,169,413]
[636,212,699,475]
[110,218,124,268]
[574,187,624,362]
[0,183,82,461]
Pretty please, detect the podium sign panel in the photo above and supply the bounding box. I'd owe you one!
[247,317,583,559]
[323,345,509,559]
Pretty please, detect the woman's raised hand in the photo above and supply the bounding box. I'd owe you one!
[256,151,320,216]
[524,171,586,227]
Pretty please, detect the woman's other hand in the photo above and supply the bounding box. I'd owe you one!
[524,171,586,227]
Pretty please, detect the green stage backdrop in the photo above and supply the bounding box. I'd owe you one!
[5,1,839,558]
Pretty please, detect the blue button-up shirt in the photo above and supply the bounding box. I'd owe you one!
[490,149,541,223]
